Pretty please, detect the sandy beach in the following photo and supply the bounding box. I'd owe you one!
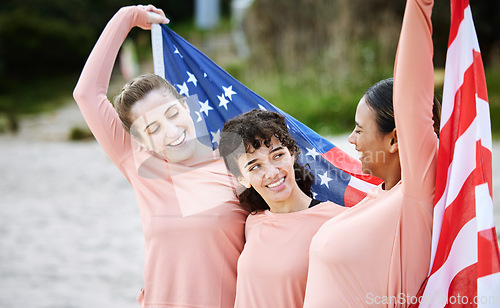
[0,102,499,307]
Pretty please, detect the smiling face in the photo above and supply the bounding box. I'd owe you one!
[236,137,298,205]
[348,97,396,178]
[130,90,198,163]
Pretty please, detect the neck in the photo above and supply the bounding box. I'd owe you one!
[380,157,402,190]
[267,185,312,213]
[163,139,215,167]
[183,142,216,166]
[382,176,401,190]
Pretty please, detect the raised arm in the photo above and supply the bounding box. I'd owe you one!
[393,0,438,199]
[73,6,168,168]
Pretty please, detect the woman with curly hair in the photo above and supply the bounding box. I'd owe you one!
[219,109,346,308]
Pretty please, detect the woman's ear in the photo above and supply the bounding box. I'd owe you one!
[388,129,398,154]
[131,132,153,152]
[237,175,251,188]
[136,140,151,152]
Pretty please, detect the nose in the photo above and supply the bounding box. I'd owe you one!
[348,130,356,145]
[162,120,179,139]
[263,164,279,180]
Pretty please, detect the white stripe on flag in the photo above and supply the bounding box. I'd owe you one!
[420,219,478,307]
[476,95,492,151]
[477,272,500,307]
[347,174,376,193]
[151,24,165,79]
[476,184,494,232]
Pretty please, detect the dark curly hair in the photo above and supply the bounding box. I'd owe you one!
[219,109,314,213]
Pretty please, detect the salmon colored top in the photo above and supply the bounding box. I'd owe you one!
[234,202,346,308]
[73,7,247,308]
[303,0,438,307]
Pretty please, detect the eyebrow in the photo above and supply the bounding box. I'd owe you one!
[270,146,285,154]
[244,158,258,169]
[355,121,363,129]
[243,145,285,168]
[143,104,176,132]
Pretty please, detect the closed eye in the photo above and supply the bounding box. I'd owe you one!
[166,109,179,119]
[148,125,160,135]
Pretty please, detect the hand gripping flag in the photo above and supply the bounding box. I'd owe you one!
[151,24,381,207]
[412,0,500,306]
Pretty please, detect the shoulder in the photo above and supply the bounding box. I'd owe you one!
[299,201,348,220]
[318,201,348,213]
[246,210,267,222]
[244,210,269,235]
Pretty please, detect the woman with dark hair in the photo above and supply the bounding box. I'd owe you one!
[303,0,440,306]
[219,109,346,308]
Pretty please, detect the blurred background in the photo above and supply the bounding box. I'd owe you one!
[1,0,499,135]
[0,0,499,307]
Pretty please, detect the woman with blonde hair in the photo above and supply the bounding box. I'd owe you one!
[73,5,247,307]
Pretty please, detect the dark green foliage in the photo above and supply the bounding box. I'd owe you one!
[241,0,499,136]
[485,69,500,139]
[0,9,93,81]
[0,0,196,83]
[0,0,498,137]
[69,126,94,141]
[0,0,196,123]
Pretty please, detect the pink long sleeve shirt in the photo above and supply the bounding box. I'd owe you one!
[303,0,438,307]
[234,202,346,308]
[73,7,247,308]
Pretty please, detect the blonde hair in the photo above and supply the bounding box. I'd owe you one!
[113,73,183,139]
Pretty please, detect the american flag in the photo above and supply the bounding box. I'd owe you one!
[412,0,500,306]
[150,24,381,207]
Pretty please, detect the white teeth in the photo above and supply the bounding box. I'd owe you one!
[169,131,185,146]
[267,177,285,188]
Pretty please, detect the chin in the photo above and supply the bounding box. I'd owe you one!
[168,153,192,164]
[166,143,196,162]
[270,189,293,202]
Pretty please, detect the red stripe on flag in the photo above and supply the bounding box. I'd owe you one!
[343,185,367,208]
[478,228,500,278]
[444,264,477,307]
[430,170,476,275]
[476,141,493,196]
[473,50,488,102]
[454,64,479,137]
[448,0,467,47]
